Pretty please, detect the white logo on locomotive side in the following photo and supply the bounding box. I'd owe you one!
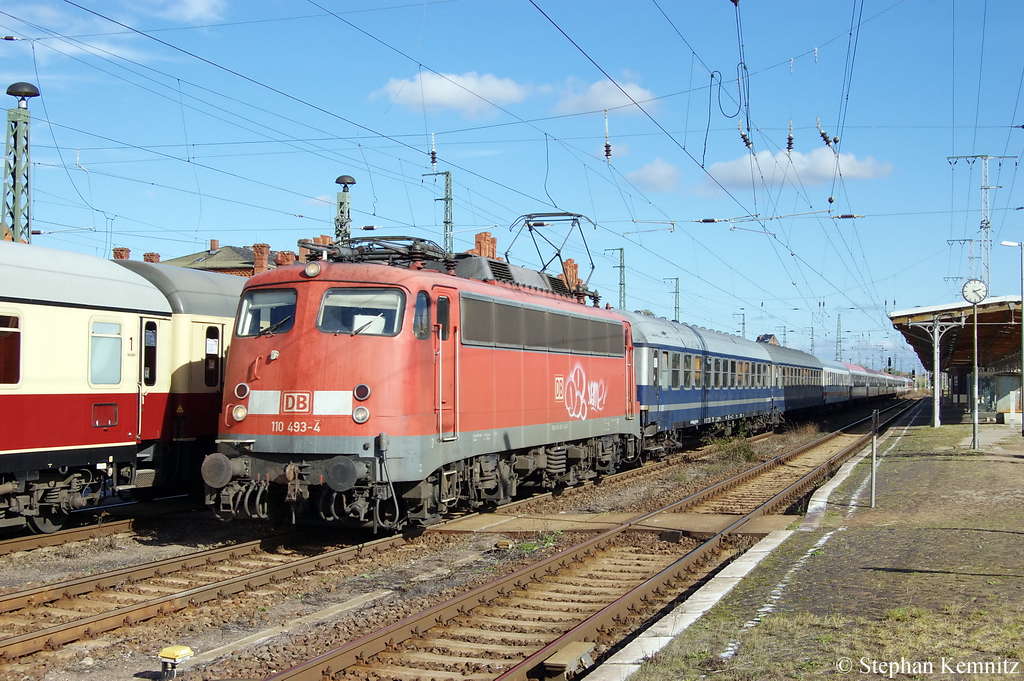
[563,363,607,421]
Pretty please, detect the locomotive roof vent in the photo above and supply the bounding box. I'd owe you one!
[454,256,555,291]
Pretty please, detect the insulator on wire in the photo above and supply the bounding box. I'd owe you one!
[738,122,752,150]
[604,109,612,165]
[787,120,794,152]
[816,118,833,148]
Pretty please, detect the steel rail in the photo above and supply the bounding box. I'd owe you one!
[0,534,406,661]
[0,518,136,557]
[266,398,921,681]
[495,399,920,680]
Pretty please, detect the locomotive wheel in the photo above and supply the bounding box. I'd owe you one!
[28,508,69,534]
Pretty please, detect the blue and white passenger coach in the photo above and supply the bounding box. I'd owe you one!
[623,312,777,440]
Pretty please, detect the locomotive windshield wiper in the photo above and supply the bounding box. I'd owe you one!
[258,316,291,337]
[351,314,383,336]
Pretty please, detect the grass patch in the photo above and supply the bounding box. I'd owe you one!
[703,433,758,465]
[627,602,1024,681]
[516,531,564,554]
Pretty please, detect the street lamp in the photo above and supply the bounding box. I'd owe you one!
[1001,240,1024,436]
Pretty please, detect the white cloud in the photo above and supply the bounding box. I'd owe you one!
[626,158,680,192]
[127,0,227,23]
[555,78,657,115]
[371,72,530,118]
[705,147,892,189]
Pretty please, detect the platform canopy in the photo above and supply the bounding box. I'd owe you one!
[889,295,1022,374]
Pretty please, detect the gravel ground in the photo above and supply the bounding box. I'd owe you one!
[0,423,829,681]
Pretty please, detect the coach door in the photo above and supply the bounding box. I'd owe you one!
[137,317,163,441]
[433,288,458,441]
[624,325,635,419]
[182,321,227,439]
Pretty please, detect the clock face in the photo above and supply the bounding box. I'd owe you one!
[962,279,988,304]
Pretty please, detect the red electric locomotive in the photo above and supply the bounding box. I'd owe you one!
[202,237,641,529]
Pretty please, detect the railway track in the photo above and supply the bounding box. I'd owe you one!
[0,518,137,558]
[0,534,405,661]
[258,400,918,681]
[0,399,915,676]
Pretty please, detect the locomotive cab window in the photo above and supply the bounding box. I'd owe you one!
[90,321,122,385]
[0,314,20,385]
[413,291,431,339]
[317,289,403,336]
[238,289,296,337]
[436,296,450,340]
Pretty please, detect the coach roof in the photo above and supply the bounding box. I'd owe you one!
[115,259,244,318]
[0,241,171,315]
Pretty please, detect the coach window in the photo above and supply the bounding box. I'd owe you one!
[713,358,721,387]
[683,354,692,389]
[436,296,451,341]
[0,315,20,384]
[730,360,737,388]
[237,289,296,337]
[142,321,157,387]
[91,321,122,385]
[661,351,670,388]
[671,352,681,388]
[694,356,703,388]
[204,327,221,387]
[413,291,431,340]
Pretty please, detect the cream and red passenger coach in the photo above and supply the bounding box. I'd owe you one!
[0,242,242,532]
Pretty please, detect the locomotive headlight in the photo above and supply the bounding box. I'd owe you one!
[304,260,322,277]
[352,406,370,424]
[231,404,248,422]
[234,382,250,399]
[353,383,371,401]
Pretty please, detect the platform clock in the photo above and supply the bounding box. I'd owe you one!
[961,278,988,304]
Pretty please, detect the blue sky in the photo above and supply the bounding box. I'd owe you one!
[3,0,1023,373]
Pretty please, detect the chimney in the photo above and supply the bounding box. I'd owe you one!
[276,251,296,267]
[209,239,220,251]
[469,232,498,259]
[113,247,130,260]
[252,243,270,275]
[298,242,310,263]
[143,252,160,263]
[560,258,580,291]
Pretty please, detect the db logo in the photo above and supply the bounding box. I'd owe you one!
[282,391,311,414]
[554,375,564,402]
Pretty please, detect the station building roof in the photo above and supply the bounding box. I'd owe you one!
[889,295,1022,374]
